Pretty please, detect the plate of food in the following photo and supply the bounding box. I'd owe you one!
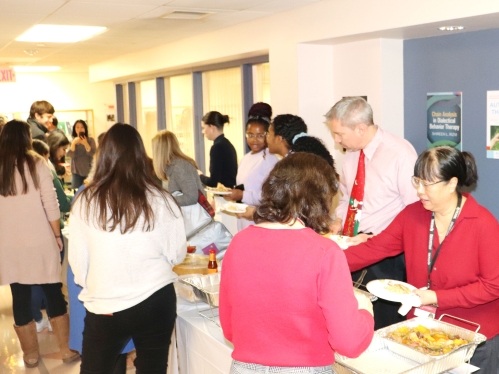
[366,279,417,303]
[329,235,350,250]
[205,183,232,195]
[222,202,248,214]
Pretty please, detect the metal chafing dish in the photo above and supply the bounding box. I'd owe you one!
[179,272,220,307]
[334,316,486,374]
[178,273,221,326]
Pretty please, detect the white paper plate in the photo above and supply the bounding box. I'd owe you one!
[329,235,350,250]
[204,187,232,195]
[222,203,248,214]
[366,279,417,303]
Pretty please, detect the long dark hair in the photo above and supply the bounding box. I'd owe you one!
[76,123,176,233]
[0,120,42,196]
[47,130,70,164]
[72,119,89,138]
[254,153,338,234]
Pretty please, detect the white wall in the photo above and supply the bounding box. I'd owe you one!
[331,39,404,137]
[0,72,115,136]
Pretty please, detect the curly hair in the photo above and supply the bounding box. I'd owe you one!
[254,153,338,234]
[272,114,307,147]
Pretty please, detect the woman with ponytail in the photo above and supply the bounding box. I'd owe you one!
[345,146,499,373]
[199,111,238,188]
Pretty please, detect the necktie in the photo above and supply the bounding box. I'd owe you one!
[343,150,365,237]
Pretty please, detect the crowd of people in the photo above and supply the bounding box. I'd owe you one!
[0,96,498,374]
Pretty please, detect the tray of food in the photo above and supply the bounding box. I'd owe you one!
[179,272,220,307]
[205,183,232,195]
[334,316,486,374]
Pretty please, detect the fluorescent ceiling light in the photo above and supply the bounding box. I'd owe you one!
[13,66,61,73]
[16,25,106,43]
[438,26,465,31]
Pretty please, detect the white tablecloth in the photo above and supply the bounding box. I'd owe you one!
[175,300,233,374]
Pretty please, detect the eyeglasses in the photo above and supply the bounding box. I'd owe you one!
[245,133,267,139]
[411,176,444,189]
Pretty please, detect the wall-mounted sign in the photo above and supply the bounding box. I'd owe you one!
[486,91,499,159]
[0,67,16,83]
[427,92,462,150]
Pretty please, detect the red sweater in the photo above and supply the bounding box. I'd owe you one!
[345,194,499,339]
[219,226,374,367]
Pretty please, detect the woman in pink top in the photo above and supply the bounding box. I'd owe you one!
[219,153,374,373]
[0,120,79,368]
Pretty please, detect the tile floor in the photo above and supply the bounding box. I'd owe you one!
[0,285,135,374]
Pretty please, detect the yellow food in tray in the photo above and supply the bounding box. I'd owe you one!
[387,325,469,356]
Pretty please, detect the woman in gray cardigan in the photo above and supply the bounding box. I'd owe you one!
[152,130,205,206]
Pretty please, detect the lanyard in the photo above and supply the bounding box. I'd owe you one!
[427,193,462,289]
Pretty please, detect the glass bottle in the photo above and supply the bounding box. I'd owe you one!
[207,249,218,274]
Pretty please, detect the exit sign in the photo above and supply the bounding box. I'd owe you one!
[0,68,16,82]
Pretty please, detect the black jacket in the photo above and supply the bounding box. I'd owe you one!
[200,134,238,188]
[27,118,48,141]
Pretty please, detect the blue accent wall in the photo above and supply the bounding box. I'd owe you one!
[404,28,499,218]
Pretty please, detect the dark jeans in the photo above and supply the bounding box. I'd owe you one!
[30,286,48,322]
[470,334,499,374]
[10,283,67,326]
[81,283,176,374]
[72,173,86,190]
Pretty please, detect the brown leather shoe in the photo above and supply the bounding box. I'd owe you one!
[14,321,39,368]
[49,314,81,363]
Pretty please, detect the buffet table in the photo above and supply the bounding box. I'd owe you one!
[173,297,478,374]
[175,299,233,374]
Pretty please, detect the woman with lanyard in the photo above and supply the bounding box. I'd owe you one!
[344,146,499,373]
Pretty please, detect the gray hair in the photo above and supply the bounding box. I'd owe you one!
[324,97,374,129]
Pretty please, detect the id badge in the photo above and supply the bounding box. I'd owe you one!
[414,305,437,318]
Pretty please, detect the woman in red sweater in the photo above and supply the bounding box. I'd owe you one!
[345,146,499,374]
[219,153,374,373]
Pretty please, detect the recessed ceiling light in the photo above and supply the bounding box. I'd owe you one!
[438,26,465,31]
[23,49,38,56]
[161,11,212,20]
[16,25,107,43]
[13,66,61,73]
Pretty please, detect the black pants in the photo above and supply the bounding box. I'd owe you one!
[81,283,176,374]
[470,334,499,374]
[10,283,67,326]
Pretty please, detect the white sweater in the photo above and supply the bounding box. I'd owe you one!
[69,192,186,314]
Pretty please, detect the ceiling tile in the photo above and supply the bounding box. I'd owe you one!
[0,0,66,14]
[166,0,272,11]
[248,0,320,13]
[53,1,159,18]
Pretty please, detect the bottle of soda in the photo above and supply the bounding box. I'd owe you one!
[207,249,218,274]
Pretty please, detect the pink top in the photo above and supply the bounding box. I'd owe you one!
[219,226,374,367]
[0,159,61,285]
[335,127,418,234]
[345,194,499,339]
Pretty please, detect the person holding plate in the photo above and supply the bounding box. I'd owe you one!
[345,146,499,373]
[199,111,237,189]
[224,103,279,231]
[220,153,374,374]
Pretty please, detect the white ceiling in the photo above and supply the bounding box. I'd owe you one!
[1,0,499,73]
[0,0,322,72]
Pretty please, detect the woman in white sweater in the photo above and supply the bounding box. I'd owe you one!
[69,123,186,374]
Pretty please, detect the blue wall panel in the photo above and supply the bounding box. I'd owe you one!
[404,28,499,218]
